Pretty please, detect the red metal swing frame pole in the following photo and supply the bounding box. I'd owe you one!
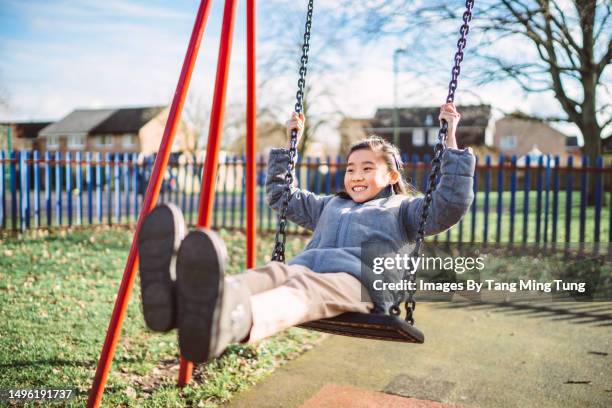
[87,1,213,406]
[246,0,257,269]
[178,0,239,385]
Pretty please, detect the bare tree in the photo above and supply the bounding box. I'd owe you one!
[255,2,349,156]
[183,93,210,153]
[340,0,611,202]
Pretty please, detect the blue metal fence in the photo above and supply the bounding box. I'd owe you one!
[0,150,610,243]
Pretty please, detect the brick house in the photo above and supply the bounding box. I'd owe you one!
[493,113,579,161]
[340,105,494,158]
[38,106,194,155]
[1,122,52,151]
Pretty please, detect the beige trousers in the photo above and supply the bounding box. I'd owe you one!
[230,261,373,342]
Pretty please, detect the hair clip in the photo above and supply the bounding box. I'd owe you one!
[393,154,401,171]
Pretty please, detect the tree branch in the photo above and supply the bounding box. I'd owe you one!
[596,39,612,77]
[594,1,611,39]
[601,115,612,131]
[538,0,582,124]
[549,0,584,58]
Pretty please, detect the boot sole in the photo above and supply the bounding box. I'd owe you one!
[176,229,226,363]
[138,203,185,332]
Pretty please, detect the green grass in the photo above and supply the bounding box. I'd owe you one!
[445,190,610,243]
[173,189,610,243]
[1,224,609,407]
[0,228,321,407]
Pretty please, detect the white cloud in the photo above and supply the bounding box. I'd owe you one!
[0,0,601,151]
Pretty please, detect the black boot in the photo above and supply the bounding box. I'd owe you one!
[137,203,186,332]
[176,229,252,363]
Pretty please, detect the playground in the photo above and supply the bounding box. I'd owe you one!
[1,229,323,406]
[1,0,611,407]
[2,228,610,407]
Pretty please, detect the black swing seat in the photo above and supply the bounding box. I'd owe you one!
[298,312,425,343]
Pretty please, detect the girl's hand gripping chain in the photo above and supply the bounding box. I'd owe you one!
[439,103,461,149]
[285,112,306,149]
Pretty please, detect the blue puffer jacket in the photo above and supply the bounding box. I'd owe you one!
[266,147,475,288]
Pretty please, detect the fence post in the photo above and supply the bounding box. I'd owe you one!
[86,152,93,225]
[522,156,531,243]
[258,154,264,232]
[66,152,73,227]
[266,157,273,232]
[552,155,560,243]
[565,156,573,242]
[535,155,543,243]
[180,156,188,216]
[123,153,130,221]
[594,156,603,243]
[232,155,239,228]
[335,154,343,193]
[105,153,112,226]
[174,158,180,205]
[221,156,228,229]
[313,157,323,233]
[579,155,588,242]
[33,151,40,228]
[314,157,321,195]
[212,163,218,229]
[609,160,612,243]
[20,151,27,231]
[0,151,5,229]
[114,155,121,224]
[76,151,83,226]
[25,151,31,229]
[496,155,504,243]
[188,156,198,226]
[10,151,17,231]
[543,155,551,243]
[470,156,478,242]
[483,155,491,243]
[96,152,103,224]
[509,155,517,243]
[45,152,51,227]
[132,153,139,223]
[55,151,62,227]
[240,154,246,230]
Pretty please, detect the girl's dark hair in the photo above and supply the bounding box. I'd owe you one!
[336,135,418,199]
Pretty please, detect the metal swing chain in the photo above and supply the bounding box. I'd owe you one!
[271,0,314,262]
[396,0,475,325]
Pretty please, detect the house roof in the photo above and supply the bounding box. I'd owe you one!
[1,122,52,139]
[90,106,165,134]
[39,109,116,136]
[39,106,165,137]
[371,105,492,128]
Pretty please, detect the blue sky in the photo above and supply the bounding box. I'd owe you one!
[0,1,246,120]
[0,0,590,146]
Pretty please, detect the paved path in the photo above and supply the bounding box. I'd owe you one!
[226,301,611,407]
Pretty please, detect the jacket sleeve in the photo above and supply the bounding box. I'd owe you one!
[265,148,332,230]
[400,147,475,240]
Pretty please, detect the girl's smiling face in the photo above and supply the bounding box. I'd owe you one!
[344,148,399,203]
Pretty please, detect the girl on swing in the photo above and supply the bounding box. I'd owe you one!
[138,102,475,363]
